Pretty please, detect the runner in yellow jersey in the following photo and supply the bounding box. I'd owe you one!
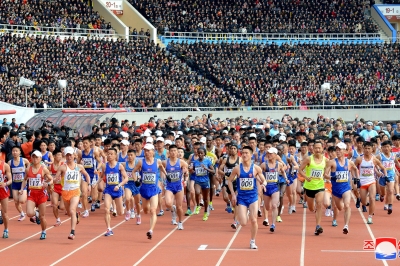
[299,140,327,236]
[205,135,219,211]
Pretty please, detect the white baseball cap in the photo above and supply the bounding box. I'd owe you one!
[200,137,207,144]
[156,137,165,142]
[177,131,183,135]
[336,142,347,150]
[146,137,154,143]
[156,131,163,137]
[120,132,129,138]
[279,135,286,141]
[143,131,151,137]
[121,139,130,146]
[165,140,172,145]
[144,143,155,150]
[249,133,257,138]
[222,130,228,134]
[64,147,74,155]
[267,147,278,154]
[32,150,42,157]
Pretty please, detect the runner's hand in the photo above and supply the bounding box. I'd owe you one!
[305,176,312,182]
[0,182,6,188]
[231,194,237,207]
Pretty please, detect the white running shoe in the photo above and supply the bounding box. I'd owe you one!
[82,210,89,218]
[325,208,331,217]
[125,210,131,221]
[136,215,141,225]
[130,211,136,219]
[78,203,82,209]
[250,240,258,249]
[288,206,293,214]
[177,222,184,230]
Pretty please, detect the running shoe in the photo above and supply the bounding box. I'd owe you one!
[0,215,3,225]
[332,220,338,227]
[125,210,131,221]
[95,202,101,209]
[303,202,308,208]
[199,199,204,207]
[384,204,388,210]
[18,214,25,221]
[396,194,400,201]
[375,194,380,201]
[216,189,221,196]
[325,208,331,217]
[130,211,136,219]
[276,216,282,223]
[194,206,201,215]
[68,234,75,240]
[82,210,89,218]
[112,211,117,217]
[35,212,41,225]
[147,230,152,239]
[388,207,393,215]
[104,229,114,237]
[78,202,82,209]
[343,225,349,234]
[263,219,269,226]
[54,219,61,227]
[314,226,323,235]
[40,232,47,240]
[362,205,367,212]
[292,206,296,213]
[299,197,304,204]
[270,224,275,232]
[136,215,141,225]
[380,196,384,202]
[185,209,192,216]
[250,240,258,249]
[91,204,96,212]
[231,222,237,229]
[2,230,8,239]
[288,206,293,214]
[257,210,262,217]
[202,213,209,221]
[30,216,36,223]
[355,198,361,208]
[367,217,373,224]
[226,207,232,213]
[157,210,164,216]
[177,222,184,230]
[88,196,92,203]
[208,203,214,211]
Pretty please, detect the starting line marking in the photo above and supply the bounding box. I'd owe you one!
[198,245,257,251]
[321,250,374,253]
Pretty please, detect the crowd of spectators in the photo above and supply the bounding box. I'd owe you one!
[168,40,400,107]
[131,0,378,34]
[0,33,233,109]
[0,0,112,33]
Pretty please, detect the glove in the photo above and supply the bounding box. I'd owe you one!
[166,174,172,183]
[384,176,390,183]
[135,180,141,187]
[331,174,336,181]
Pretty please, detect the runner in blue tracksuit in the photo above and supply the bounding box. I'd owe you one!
[124,150,142,225]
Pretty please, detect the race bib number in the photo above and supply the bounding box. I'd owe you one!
[336,171,349,182]
[310,169,323,179]
[66,171,80,183]
[0,174,4,183]
[361,167,374,177]
[13,173,24,182]
[240,178,254,190]
[127,171,134,181]
[142,173,156,184]
[266,172,278,183]
[383,161,394,170]
[195,166,207,176]
[167,172,180,182]
[106,173,119,185]
[82,158,93,168]
[29,177,43,189]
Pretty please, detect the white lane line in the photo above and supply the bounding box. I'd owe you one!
[215,225,242,266]
[351,194,388,266]
[321,250,374,253]
[50,220,126,266]
[300,207,306,266]
[200,248,257,251]
[133,216,190,266]
[0,218,71,253]
[198,245,208,250]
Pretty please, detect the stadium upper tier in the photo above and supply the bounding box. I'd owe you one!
[130,0,378,34]
[0,32,398,109]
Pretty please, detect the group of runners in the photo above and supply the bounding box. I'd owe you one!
[0,118,399,250]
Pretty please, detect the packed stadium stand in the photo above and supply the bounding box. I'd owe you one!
[130,0,378,34]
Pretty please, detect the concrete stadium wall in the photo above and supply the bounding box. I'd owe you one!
[0,102,36,124]
[110,108,400,124]
[93,0,129,39]
[120,0,157,42]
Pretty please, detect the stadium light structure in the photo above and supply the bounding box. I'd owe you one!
[321,83,330,109]
[18,77,35,108]
[57,80,67,108]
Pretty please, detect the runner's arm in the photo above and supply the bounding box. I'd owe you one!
[227,166,239,205]
[0,163,12,188]
[78,165,90,184]
[43,167,53,186]
[158,159,167,176]
[324,160,333,180]
[218,158,227,177]
[118,163,128,188]
[374,158,388,177]
[298,156,311,180]
[254,165,267,186]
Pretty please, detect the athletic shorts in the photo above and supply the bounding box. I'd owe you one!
[195,180,210,189]
[325,182,332,194]
[264,184,279,197]
[0,187,10,201]
[125,182,140,196]
[53,184,62,196]
[62,188,80,203]
[360,182,375,190]
[12,181,27,191]
[166,182,183,195]
[225,182,237,195]
[332,185,351,199]
[237,194,258,208]
[104,187,123,200]
[140,186,159,200]
[378,176,395,187]
[304,188,325,199]
[28,189,48,206]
